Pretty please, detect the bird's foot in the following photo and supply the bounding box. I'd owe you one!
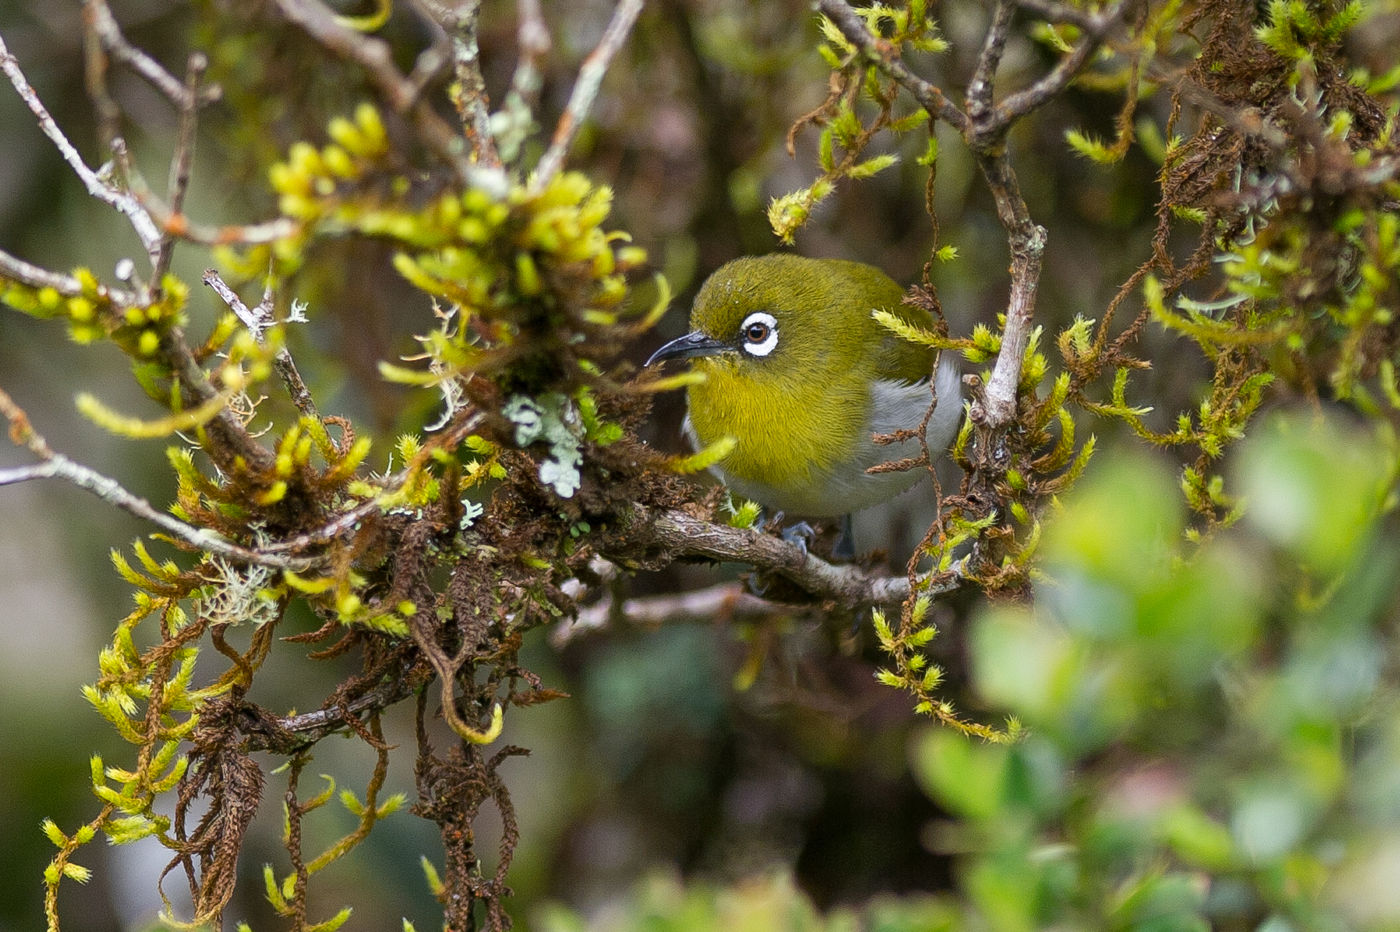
[753,509,784,533]
[780,520,817,555]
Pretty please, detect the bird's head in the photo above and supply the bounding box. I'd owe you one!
[646,254,901,392]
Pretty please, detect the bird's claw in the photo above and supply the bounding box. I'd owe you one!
[780,520,817,555]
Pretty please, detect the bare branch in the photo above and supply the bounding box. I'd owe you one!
[967,0,1015,124]
[992,0,1136,135]
[151,53,209,289]
[83,0,207,108]
[559,580,779,645]
[1011,0,1103,30]
[531,0,644,191]
[0,31,163,259]
[142,210,300,248]
[402,0,455,101]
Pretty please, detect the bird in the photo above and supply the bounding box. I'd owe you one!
[646,253,961,555]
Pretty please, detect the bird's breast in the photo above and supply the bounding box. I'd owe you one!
[685,363,932,515]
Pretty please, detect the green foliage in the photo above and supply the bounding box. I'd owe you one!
[24,83,676,925]
[768,3,946,243]
[1255,0,1361,60]
[723,495,763,529]
[535,871,954,932]
[919,413,1400,927]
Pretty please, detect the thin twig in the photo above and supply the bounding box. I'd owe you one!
[143,211,301,247]
[0,386,307,568]
[511,0,551,112]
[0,31,163,259]
[1011,0,1103,30]
[203,270,321,421]
[531,0,644,191]
[0,246,137,304]
[151,53,209,290]
[83,0,206,108]
[992,1,1134,136]
[403,0,454,101]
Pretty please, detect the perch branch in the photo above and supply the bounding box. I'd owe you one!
[605,505,963,610]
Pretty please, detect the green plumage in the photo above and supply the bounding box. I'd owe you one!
[670,254,958,517]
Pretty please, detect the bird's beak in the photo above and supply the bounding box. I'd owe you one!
[645,330,729,367]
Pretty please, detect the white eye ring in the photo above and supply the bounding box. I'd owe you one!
[739,311,778,357]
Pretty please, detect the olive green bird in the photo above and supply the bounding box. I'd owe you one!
[647,254,961,536]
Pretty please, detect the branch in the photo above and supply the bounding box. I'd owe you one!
[817,0,1135,432]
[0,247,137,304]
[0,30,163,259]
[416,0,500,166]
[557,579,780,645]
[150,52,209,290]
[82,0,211,109]
[966,0,1015,126]
[510,0,551,113]
[1010,0,1104,31]
[202,270,320,421]
[0,455,311,568]
[991,0,1136,136]
[240,674,422,753]
[531,0,644,191]
[0,387,307,569]
[604,505,962,609]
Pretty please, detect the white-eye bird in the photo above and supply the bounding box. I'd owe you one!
[646,254,961,545]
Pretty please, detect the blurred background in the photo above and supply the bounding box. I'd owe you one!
[3,1,1399,930]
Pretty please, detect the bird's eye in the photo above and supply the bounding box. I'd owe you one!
[738,311,779,358]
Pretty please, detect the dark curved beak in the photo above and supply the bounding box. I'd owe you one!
[645,330,729,367]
